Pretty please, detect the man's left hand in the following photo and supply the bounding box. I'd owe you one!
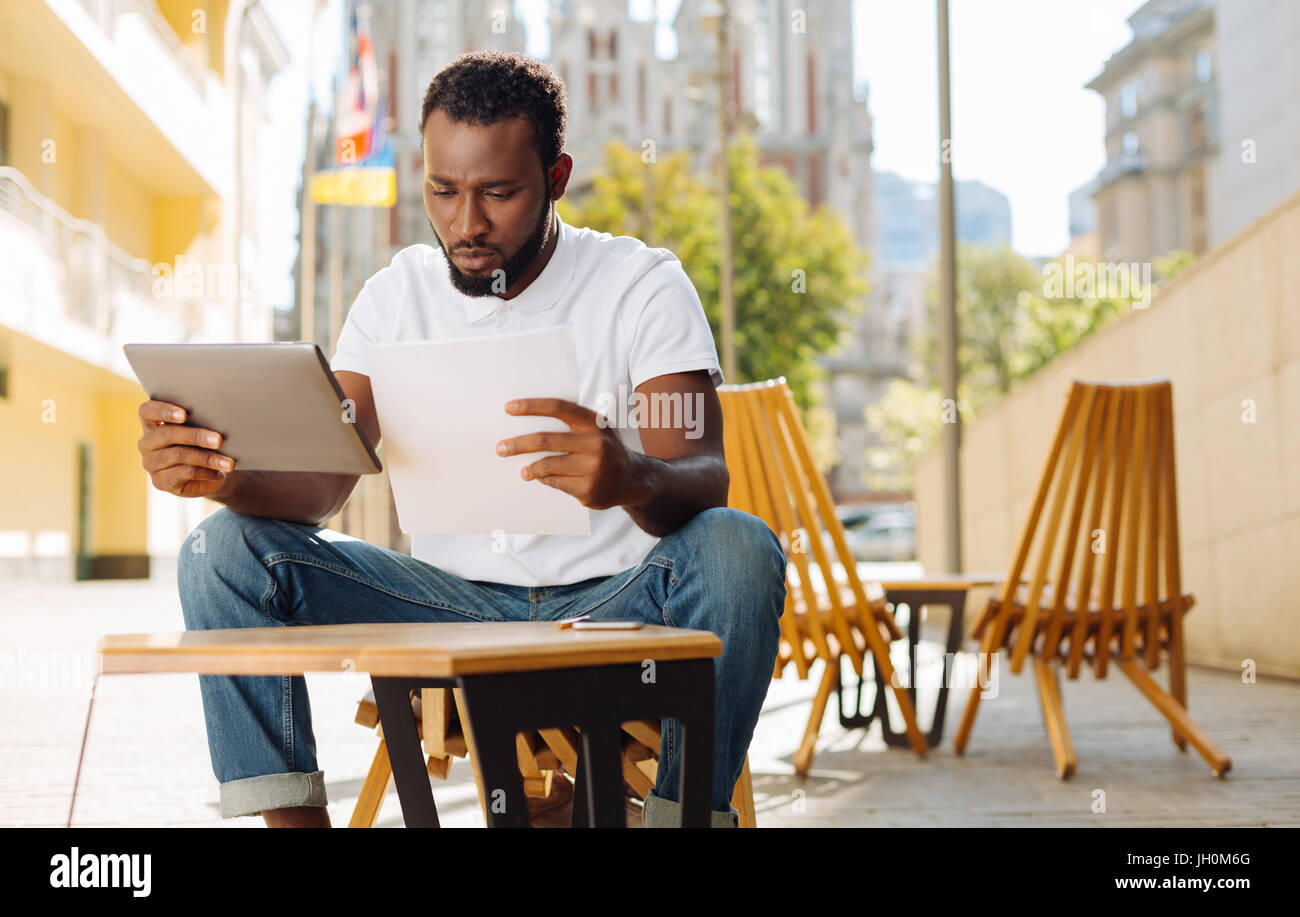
[496,398,648,511]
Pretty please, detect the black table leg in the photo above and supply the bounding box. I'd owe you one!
[570,741,589,828]
[456,659,715,828]
[579,724,627,828]
[371,676,453,828]
[676,660,715,828]
[928,592,966,747]
[835,653,881,730]
[877,589,966,749]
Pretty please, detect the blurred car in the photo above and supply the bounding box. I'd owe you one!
[824,503,917,562]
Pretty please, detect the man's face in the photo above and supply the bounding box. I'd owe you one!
[422,109,554,297]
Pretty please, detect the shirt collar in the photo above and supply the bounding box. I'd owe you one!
[459,211,575,324]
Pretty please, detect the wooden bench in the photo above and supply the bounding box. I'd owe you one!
[97,621,722,826]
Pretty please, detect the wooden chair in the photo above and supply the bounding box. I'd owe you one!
[349,687,757,827]
[719,379,928,773]
[953,379,1231,779]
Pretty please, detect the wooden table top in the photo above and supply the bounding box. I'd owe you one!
[96,621,722,678]
[877,573,1005,591]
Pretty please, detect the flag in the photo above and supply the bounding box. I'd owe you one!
[335,0,379,165]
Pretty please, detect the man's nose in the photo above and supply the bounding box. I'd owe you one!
[452,193,490,242]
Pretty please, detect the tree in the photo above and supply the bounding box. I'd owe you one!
[866,243,1176,491]
[558,134,869,413]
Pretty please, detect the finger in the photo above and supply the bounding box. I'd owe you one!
[520,454,590,481]
[532,473,585,501]
[147,445,235,474]
[505,398,599,429]
[158,464,227,494]
[141,423,224,454]
[139,400,188,429]
[496,430,587,456]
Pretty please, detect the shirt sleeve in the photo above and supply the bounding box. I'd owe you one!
[625,256,724,390]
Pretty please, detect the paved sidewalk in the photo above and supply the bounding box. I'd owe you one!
[2,574,1297,827]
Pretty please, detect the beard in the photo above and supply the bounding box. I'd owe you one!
[431,189,553,298]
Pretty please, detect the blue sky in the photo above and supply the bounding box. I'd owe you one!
[257,1,1144,308]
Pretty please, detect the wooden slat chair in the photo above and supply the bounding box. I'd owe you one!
[349,686,757,827]
[953,379,1231,779]
[718,379,928,773]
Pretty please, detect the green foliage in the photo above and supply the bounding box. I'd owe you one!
[868,244,1185,490]
[558,134,869,413]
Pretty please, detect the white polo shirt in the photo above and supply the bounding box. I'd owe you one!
[329,211,724,586]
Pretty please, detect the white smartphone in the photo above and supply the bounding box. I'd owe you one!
[571,620,645,631]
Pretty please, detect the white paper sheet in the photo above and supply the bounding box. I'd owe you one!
[368,324,591,535]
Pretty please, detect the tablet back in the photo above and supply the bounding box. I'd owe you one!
[124,342,381,474]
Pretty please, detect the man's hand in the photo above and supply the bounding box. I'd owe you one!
[496,398,650,511]
[496,372,728,537]
[137,400,236,498]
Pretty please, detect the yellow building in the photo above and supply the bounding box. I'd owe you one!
[0,0,287,580]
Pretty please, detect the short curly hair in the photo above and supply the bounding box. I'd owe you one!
[419,50,567,172]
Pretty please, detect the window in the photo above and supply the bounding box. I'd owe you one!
[806,51,816,133]
[1188,107,1208,154]
[1195,49,1213,83]
[637,62,646,124]
[609,72,618,102]
[588,72,598,109]
[1122,131,1140,157]
[1120,81,1138,120]
[587,28,596,58]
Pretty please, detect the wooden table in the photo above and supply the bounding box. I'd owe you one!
[97,621,722,827]
[836,575,1002,749]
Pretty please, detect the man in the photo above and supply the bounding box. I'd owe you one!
[137,50,785,828]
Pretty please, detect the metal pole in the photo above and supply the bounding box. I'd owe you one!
[937,0,962,572]
[716,1,737,383]
[300,101,318,344]
[300,0,319,345]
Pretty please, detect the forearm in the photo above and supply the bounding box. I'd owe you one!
[208,469,356,527]
[622,451,729,538]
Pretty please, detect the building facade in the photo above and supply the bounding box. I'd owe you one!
[1086,0,1218,266]
[0,0,287,580]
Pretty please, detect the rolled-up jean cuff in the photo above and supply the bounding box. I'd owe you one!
[219,771,328,818]
[643,792,738,828]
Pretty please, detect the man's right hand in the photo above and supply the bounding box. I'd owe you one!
[137,400,236,498]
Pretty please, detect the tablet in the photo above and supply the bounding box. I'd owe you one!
[123,342,382,474]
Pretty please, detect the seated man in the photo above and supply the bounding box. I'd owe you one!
[136,50,785,828]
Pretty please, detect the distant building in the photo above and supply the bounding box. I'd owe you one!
[835,171,1013,497]
[1086,0,1217,265]
[1067,181,1098,242]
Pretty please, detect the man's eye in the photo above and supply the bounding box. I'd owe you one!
[485,192,512,200]
[431,189,455,197]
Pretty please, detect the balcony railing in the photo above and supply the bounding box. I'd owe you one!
[1094,153,1145,190]
[0,166,153,337]
[74,0,206,95]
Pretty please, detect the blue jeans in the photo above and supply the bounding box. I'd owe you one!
[177,505,785,826]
